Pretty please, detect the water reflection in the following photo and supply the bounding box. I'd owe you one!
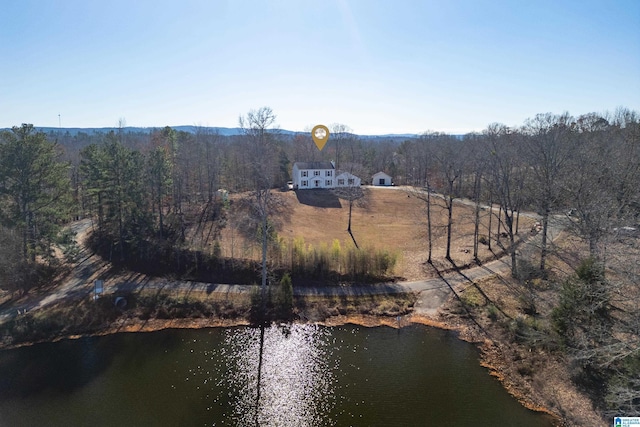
[219,324,336,427]
[0,325,554,426]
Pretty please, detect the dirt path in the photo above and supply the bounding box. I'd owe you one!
[0,219,109,323]
[0,197,566,327]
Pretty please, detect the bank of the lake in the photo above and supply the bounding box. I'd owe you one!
[0,285,599,426]
[0,322,557,427]
[0,306,565,425]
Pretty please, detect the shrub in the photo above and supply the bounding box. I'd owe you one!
[516,258,545,281]
[509,315,557,350]
[460,286,485,307]
[552,257,611,346]
[487,304,499,321]
[275,273,293,320]
[249,286,266,324]
[519,293,538,316]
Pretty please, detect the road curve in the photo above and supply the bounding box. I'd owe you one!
[0,198,566,324]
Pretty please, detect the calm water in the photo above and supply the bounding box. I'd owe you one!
[0,324,554,426]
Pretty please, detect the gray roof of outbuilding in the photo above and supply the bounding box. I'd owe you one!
[294,161,334,170]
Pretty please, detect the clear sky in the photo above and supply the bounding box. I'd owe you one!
[1,0,639,135]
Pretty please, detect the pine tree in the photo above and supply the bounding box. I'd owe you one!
[80,133,150,261]
[147,146,173,238]
[0,124,72,261]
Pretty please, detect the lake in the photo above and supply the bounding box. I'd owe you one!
[0,324,554,426]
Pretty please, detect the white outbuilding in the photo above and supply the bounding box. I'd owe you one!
[372,171,392,186]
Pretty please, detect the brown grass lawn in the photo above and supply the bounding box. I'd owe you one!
[211,187,535,281]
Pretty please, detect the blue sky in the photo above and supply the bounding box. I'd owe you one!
[1,0,639,134]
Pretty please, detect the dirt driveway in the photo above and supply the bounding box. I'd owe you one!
[0,197,565,325]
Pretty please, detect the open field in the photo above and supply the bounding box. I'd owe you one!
[212,187,536,281]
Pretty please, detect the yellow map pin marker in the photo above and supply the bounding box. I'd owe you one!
[312,124,330,151]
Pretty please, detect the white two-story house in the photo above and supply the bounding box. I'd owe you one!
[292,161,361,189]
[292,161,335,189]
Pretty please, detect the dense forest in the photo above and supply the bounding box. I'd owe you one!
[0,107,639,416]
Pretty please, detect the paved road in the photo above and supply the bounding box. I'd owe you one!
[0,193,567,324]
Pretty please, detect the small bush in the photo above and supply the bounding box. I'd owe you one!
[517,364,534,377]
[519,293,538,316]
[516,258,545,281]
[508,315,558,350]
[487,304,499,321]
[275,273,293,320]
[249,286,266,324]
[372,300,401,316]
[460,286,485,307]
[155,306,171,319]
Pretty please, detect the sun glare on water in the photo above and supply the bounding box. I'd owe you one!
[219,324,337,427]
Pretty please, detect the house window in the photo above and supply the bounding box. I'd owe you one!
[314,170,320,176]
[315,180,320,187]
[338,179,345,185]
[301,171,308,177]
[301,180,308,187]
[326,170,332,177]
[326,180,332,186]
[348,178,355,185]
[379,178,385,185]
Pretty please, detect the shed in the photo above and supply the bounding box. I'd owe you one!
[372,171,392,186]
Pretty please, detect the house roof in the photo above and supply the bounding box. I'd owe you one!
[294,161,334,170]
[336,171,359,178]
[372,171,392,178]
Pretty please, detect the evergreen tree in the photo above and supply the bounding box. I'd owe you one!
[147,146,173,238]
[80,133,151,260]
[0,124,72,261]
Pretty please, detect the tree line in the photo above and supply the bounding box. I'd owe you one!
[1,107,639,415]
[1,109,638,285]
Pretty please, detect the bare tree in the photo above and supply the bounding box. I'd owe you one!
[429,133,466,262]
[291,132,321,164]
[394,139,421,186]
[484,123,525,277]
[560,114,615,261]
[522,112,576,271]
[239,107,279,309]
[330,123,353,170]
[405,133,437,263]
[332,162,366,247]
[609,108,640,232]
[463,133,488,263]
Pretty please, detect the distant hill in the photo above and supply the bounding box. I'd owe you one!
[4,126,251,137]
[1,126,422,140]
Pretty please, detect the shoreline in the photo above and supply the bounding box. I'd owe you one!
[0,311,563,425]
